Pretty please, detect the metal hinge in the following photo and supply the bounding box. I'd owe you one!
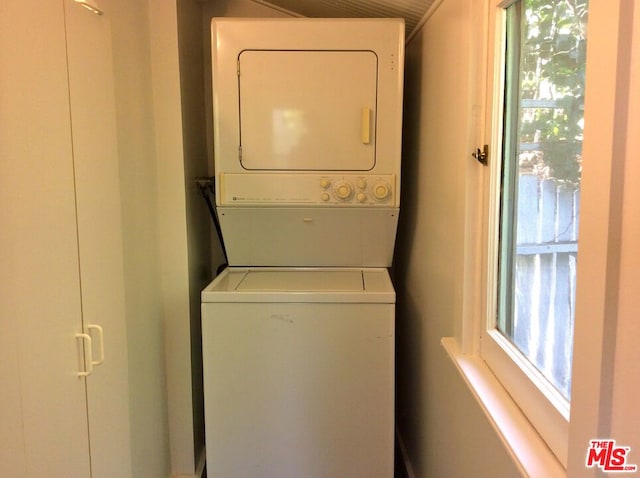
[472,144,489,165]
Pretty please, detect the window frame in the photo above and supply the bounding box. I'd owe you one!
[447,0,632,475]
[478,0,581,467]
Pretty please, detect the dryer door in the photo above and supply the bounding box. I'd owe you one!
[238,50,377,171]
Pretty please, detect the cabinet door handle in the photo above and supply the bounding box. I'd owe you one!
[87,324,105,366]
[72,0,104,15]
[76,333,94,377]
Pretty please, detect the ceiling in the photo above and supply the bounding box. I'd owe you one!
[251,0,436,38]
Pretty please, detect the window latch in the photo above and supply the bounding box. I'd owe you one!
[472,145,489,165]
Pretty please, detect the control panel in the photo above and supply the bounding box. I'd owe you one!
[219,173,396,206]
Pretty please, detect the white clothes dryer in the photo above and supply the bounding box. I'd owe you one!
[210,17,405,267]
[201,267,395,477]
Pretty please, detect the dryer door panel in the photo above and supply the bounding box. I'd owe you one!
[238,50,377,171]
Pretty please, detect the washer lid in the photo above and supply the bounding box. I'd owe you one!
[201,267,395,303]
[237,269,363,292]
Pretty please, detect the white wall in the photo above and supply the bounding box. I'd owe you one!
[109,0,171,476]
[146,1,204,474]
[567,1,640,475]
[398,1,640,477]
[394,1,521,476]
[610,0,640,452]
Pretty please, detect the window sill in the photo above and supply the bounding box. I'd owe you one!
[441,337,566,478]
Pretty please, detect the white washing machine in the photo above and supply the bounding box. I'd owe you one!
[203,18,404,477]
[201,268,395,477]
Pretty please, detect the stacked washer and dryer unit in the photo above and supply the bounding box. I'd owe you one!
[202,18,404,477]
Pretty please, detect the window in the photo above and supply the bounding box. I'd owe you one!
[483,0,589,465]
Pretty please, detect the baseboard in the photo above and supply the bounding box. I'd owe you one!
[396,427,417,478]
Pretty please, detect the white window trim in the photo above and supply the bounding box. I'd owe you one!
[455,0,578,471]
[482,0,571,467]
[442,338,566,477]
[486,6,573,469]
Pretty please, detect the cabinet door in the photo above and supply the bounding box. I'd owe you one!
[0,1,92,476]
[64,1,133,476]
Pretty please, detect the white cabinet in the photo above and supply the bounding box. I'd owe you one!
[0,0,131,476]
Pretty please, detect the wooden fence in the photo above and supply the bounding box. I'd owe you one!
[510,174,579,398]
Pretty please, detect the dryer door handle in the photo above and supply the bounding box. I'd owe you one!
[361,107,371,144]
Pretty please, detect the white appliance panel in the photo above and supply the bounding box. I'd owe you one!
[217,207,399,267]
[210,18,403,266]
[236,269,364,292]
[219,172,396,206]
[239,50,377,171]
[211,18,404,207]
[201,267,395,303]
[201,268,395,477]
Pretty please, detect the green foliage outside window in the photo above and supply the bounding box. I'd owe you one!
[518,0,588,188]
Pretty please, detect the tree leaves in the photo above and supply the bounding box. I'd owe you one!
[517,0,588,188]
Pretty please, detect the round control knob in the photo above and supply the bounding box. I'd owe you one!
[357,192,368,203]
[320,178,331,189]
[334,182,354,201]
[356,178,367,189]
[321,192,330,202]
[373,183,391,201]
